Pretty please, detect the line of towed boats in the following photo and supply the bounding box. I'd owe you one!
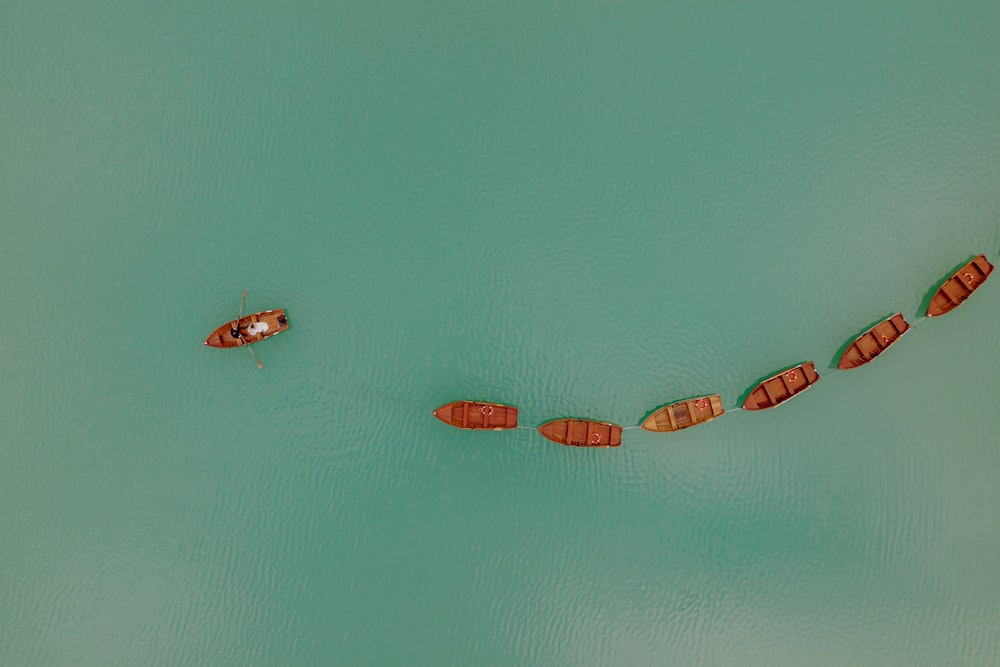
[433,252,995,448]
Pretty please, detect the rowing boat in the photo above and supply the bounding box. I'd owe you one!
[641,394,724,432]
[838,313,909,370]
[204,309,289,348]
[742,362,820,411]
[926,254,993,317]
[537,418,622,447]
[433,401,518,430]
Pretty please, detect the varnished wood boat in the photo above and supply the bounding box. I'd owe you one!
[926,254,993,317]
[742,362,820,411]
[537,418,622,448]
[641,394,724,432]
[432,401,518,430]
[838,313,909,370]
[204,309,289,348]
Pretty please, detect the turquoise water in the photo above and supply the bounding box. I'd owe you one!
[2,1,1000,664]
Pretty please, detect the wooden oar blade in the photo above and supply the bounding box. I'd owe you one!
[244,343,264,369]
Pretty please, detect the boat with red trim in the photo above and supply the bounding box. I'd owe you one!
[537,418,622,447]
[742,362,820,411]
[838,313,909,370]
[641,394,724,432]
[926,254,993,317]
[432,401,518,430]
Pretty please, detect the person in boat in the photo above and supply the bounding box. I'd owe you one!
[230,322,241,339]
[246,321,269,337]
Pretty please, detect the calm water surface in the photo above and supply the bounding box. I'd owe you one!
[2,1,999,665]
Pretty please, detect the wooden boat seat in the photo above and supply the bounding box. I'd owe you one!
[672,405,692,426]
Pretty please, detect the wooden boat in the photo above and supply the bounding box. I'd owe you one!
[204,309,289,348]
[926,254,993,317]
[742,362,820,411]
[641,394,724,432]
[537,418,622,448]
[432,401,518,430]
[838,313,910,370]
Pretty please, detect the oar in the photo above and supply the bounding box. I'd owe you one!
[231,290,248,336]
[230,290,263,369]
[244,343,264,370]
[235,290,263,368]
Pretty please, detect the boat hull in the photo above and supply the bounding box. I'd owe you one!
[433,401,518,430]
[641,394,724,432]
[742,362,820,411]
[926,254,993,317]
[204,309,289,348]
[838,313,909,370]
[537,418,622,447]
